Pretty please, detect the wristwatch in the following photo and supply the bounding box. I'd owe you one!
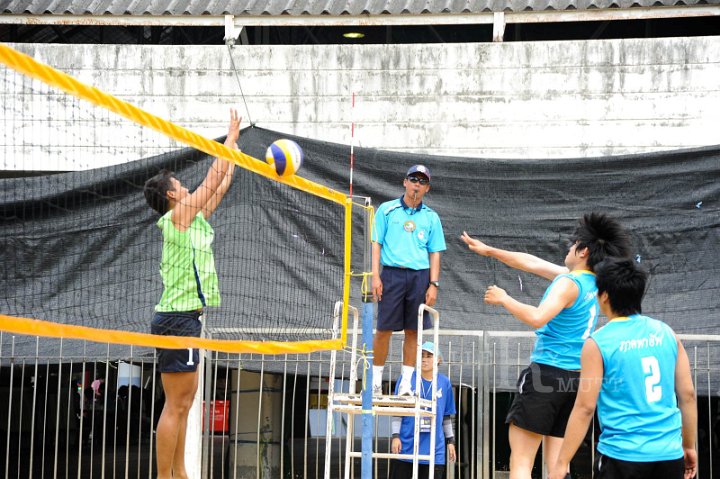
[429,281,440,288]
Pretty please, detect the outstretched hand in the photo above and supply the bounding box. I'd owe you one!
[461,232,492,256]
[484,285,508,305]
[226,108,242,146]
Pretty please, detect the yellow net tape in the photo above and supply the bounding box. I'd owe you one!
[0,314,343,355]
[0,43,353,354]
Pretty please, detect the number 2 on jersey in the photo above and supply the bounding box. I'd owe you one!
[641,356,662,403]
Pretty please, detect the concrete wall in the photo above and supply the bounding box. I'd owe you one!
[2,36,719,170]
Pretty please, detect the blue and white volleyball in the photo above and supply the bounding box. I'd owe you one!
[265,139,304,177]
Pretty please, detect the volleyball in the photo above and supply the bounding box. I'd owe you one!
[265,139,304,177]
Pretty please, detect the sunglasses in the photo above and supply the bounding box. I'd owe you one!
[406,176,429,185]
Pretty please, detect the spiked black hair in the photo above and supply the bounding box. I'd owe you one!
[570,212,632,271]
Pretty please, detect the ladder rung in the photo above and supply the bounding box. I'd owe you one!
[332,404,436,416]
[347,452,433,460]
[333,393,433,409]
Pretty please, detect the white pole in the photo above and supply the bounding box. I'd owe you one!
[185,358,204,477]
[185,319,206,477]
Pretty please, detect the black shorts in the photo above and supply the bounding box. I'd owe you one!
[377,267,432,331]
[391,459,445,479]
[595,452,684,479]
[505,362,580,437]
[150,311,202,373]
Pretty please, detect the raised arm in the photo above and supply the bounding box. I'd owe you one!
[203,159,236,220]
[675,338,697,479]
[484,276,578,329]
[172,108,241,230]
[548,339,603,479]
[461,232,568,281]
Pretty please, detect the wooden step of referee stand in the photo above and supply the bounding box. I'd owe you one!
[325,303,441,479]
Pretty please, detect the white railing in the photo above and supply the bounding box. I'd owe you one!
[0,329,717,478]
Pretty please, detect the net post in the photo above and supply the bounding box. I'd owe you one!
[186,316,206,478]
[201,322,213,478]
[361,197,374,479]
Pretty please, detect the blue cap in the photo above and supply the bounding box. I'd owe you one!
[406,164,431,180]
[421,341,441,359]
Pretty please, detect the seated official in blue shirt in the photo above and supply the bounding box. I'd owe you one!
[391,342,456,479]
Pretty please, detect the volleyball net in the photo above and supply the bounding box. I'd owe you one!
[0,43,355,355]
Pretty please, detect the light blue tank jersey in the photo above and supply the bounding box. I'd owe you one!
[592,315,682,462]
[530,270,599,371]
[373,197,446,270]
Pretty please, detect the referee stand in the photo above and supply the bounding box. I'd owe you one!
[327,303,441,479]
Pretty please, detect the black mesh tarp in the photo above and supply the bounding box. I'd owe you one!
[239,128,720,334]
[1,127,719,376]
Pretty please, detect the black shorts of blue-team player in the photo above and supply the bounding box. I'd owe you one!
[505,362,580,437]
[150,311,203,373]
[594,452,685,479]
[377,267,432,331]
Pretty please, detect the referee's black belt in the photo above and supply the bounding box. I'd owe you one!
[383,266,427,271]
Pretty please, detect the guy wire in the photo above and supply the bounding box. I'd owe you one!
[226,43,254,127]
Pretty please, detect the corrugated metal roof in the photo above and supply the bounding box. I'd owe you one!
[1,0,715,16]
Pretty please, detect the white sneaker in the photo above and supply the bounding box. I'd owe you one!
[372,383,383,396]
[397,381,413,396]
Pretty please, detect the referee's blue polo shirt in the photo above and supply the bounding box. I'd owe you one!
[373,197,446,270]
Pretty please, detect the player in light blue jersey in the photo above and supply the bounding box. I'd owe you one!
[461,213,631,479]
[549,258,697,479]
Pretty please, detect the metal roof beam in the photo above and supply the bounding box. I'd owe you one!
[0,15,224,27]
[0,6,718,28]
[224,14,244,45]
[492,12,506,42]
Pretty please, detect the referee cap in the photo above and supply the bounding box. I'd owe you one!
[406,164,431,180]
